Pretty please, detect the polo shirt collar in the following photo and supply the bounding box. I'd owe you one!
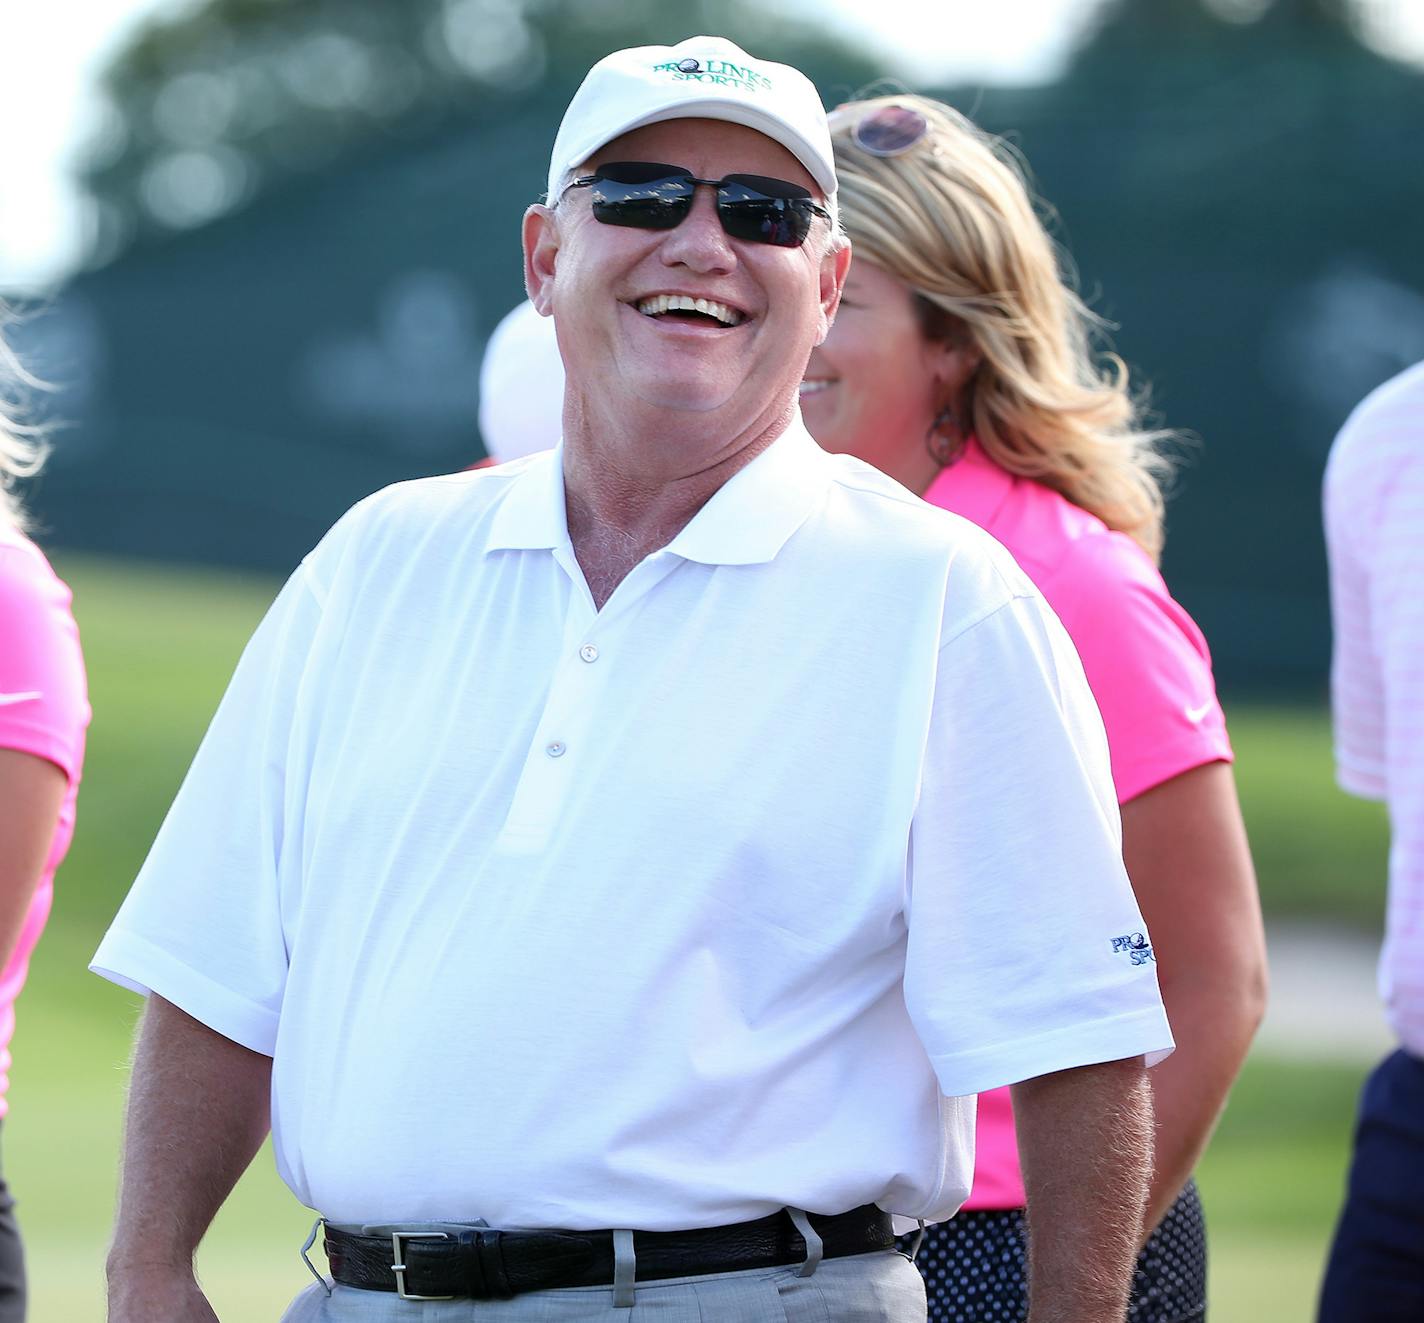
[487,447,570,552]
[921,437,1015,534]
[485,417,831,567]
[666,415,830,566]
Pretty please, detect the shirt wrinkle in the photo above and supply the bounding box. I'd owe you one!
[937,590,1039,654]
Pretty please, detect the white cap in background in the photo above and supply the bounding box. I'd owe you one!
[545,36,836,207]
[477,300,564,464]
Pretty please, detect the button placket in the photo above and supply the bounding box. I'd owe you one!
[494,600,602,851]
[538,599,605,767]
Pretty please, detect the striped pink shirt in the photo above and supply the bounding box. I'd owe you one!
[1325,360,1424,1059]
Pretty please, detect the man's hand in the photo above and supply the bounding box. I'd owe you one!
[1012,1056,1152,1323]
[106,995,273,1322]
[106,1266,219,1323]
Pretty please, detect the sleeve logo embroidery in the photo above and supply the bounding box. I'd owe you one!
[1111,932,1156,966]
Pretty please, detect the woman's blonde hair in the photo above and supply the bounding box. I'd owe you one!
[830,94,1173,560]
[0,314,48,533]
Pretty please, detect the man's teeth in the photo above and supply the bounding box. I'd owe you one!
[636,293,744,326]
[799,380,833,395]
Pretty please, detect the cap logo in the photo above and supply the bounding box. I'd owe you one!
[653,57,774,94]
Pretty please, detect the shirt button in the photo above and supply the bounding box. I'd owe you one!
[546,741,566,758]
[579,644,599,663]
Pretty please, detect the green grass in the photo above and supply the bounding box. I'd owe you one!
[1226,704,1390,929]
[8,964,311,1320]
[1198,1055,1366,1321]
[50,554,284,947]
[15,555,302,1319]
[0,554,1389,1319]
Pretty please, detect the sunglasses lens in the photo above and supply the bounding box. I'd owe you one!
[578,164,819,248]
[853,106,930,157]
[718,175,816,248]
[588,163,694,230]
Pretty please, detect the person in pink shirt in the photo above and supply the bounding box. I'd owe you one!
[801,96,1267,1323]
[0,328,89,1321]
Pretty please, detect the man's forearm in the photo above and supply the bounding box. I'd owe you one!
[107,995,272,1320]
[1012,1057,1153,1323]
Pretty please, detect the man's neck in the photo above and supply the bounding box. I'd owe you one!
[561,396,795,609]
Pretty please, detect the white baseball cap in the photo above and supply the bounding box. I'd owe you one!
[546,36,836,208]
[478,299,564,464]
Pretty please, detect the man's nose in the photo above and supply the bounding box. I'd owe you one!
[659,185,736,272]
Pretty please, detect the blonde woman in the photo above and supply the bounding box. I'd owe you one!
[0,325,89,1321]
[803,96,1267,1323]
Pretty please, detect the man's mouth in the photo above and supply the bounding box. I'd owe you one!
[635,293,746,328]
[799,379,834,396]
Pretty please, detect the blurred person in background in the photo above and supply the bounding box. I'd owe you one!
[803,95,1266,1323]
[471,298,567,468]
[1319,359,1424,1323]
[0,318,90,1322]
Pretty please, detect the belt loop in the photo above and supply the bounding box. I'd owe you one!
[786,1208,823,1278]
[612,1228,637,1308]
[301,1218,333,1296]
[905,1219,927,1263]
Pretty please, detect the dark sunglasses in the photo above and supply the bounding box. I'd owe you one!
[562,161,831,249]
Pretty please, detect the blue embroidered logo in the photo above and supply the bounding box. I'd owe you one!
[1111,932,1155,966]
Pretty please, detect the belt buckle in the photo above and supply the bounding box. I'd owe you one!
[390,1230,455,1301]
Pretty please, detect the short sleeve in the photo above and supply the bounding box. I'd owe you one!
[0,545,88,785]
[1043,533,1232,805]
[90,564,325,1054]
[905,592,1175,1098]
[1324,399,1424,803]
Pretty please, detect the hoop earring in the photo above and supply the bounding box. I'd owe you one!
[926,404,966,468]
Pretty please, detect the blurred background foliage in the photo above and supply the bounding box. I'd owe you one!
[80,0,884,257]
[13,0,1422,691]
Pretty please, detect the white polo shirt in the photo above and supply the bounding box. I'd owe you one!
[93,418,1172,1230]
[1325,361,1424,1058]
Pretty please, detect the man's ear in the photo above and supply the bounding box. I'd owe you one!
[814,241,853,346]
[523,205,560,315]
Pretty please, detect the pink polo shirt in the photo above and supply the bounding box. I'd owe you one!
[0,525,88,1115]
[924,440,1232,1209]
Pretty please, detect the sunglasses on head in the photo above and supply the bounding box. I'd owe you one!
[831,104,931,157]
[562,161,831,249]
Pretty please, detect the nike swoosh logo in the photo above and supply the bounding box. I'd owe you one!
[0,692,42,707]
[1185,700,1214,723]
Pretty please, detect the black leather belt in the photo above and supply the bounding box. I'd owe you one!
[323,1204,896,1301]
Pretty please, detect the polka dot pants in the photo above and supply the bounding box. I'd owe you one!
[896,1179,1207,1323]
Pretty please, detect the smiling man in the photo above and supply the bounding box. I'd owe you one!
[95,37,1173,1323]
